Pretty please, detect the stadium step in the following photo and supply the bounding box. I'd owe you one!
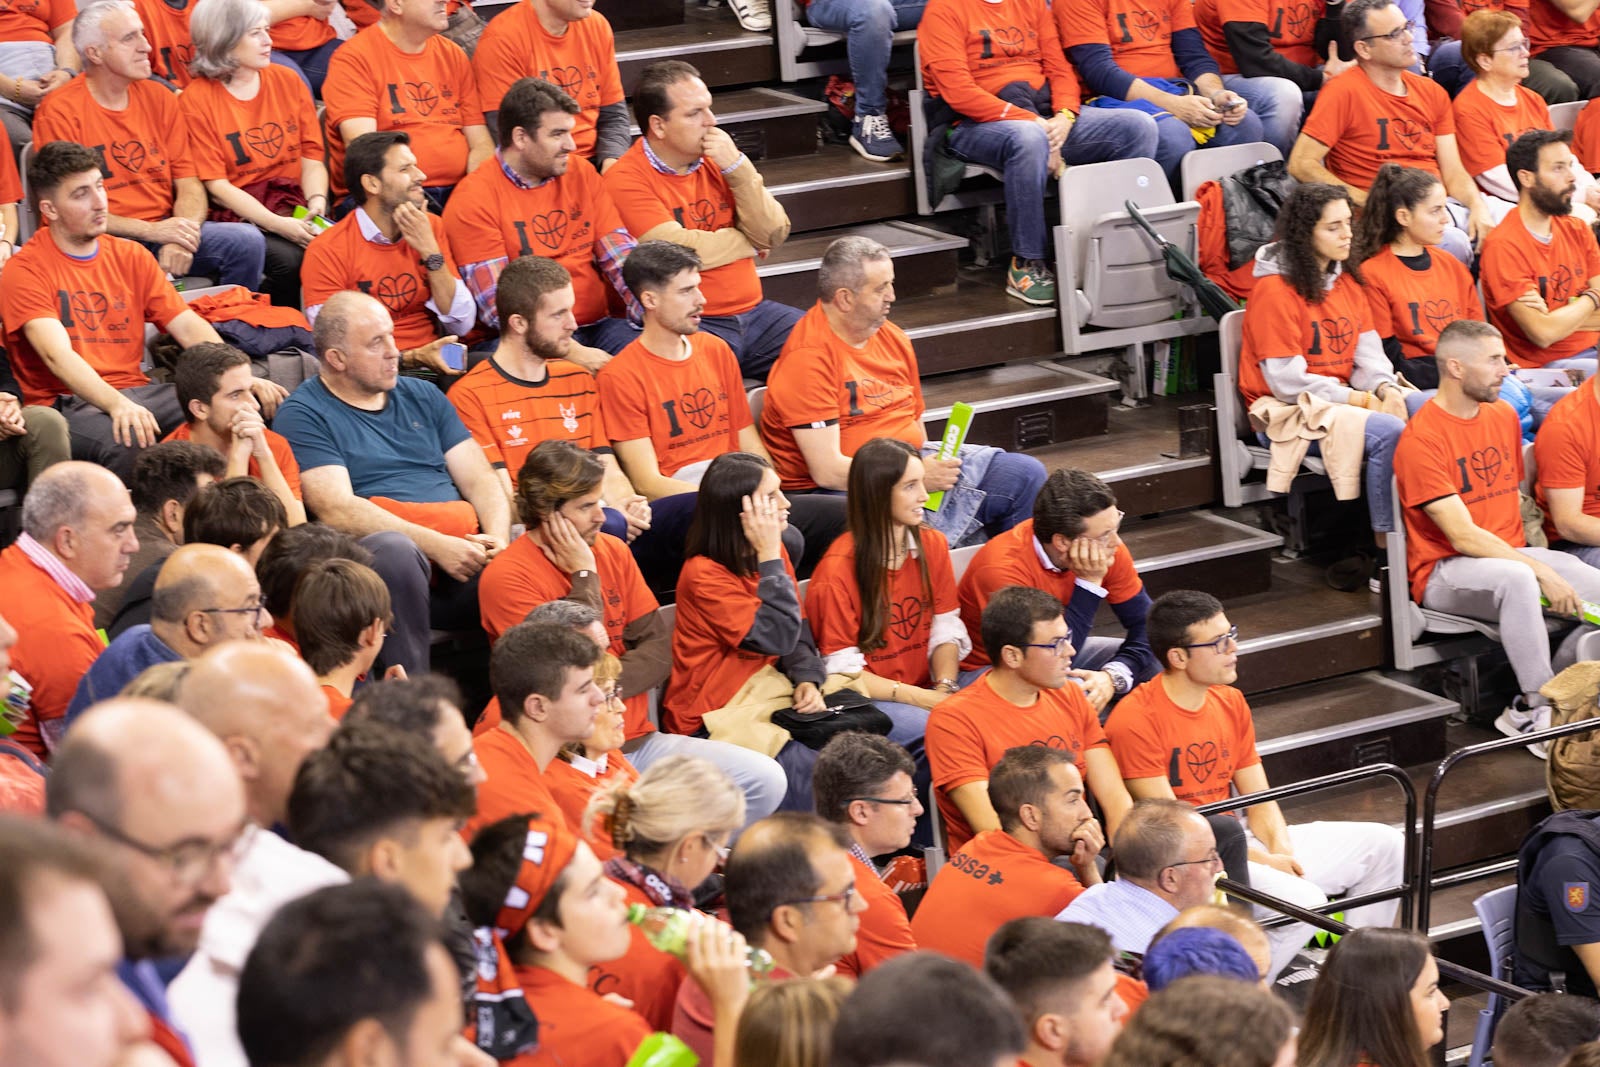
[761,147,914,232]
[1117,509,1283,601]
[891,269,1059,377]
[603,0,687,33]
[921,363,1120,450]
[616,11,776,93]
[1226,558,1385,694]
[757,220,968,308]
[1251,672,1454,786]
[628,87,826,160]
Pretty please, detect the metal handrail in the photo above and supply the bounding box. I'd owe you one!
[1415,715,1600,932]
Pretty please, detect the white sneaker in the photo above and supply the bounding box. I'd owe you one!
[725,0,771,31]
[1495,701,1550,760]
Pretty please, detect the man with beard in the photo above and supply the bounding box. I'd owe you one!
[302,132,477,381]
[1480,129,1600,414]
[46,697,249,1067]
[1396,319,1600,755]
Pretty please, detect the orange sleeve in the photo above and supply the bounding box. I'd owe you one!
[803,550,863,656]
[592,18,624,108]
[925,699,995,791]
[1478,224,1533,313]
[602,153,676,236]
[470,11,526,117]
[717,343,753,433]
[1056,0,1111,48]
[0,124,19,204]
[1535,399,1591,489]
[26,618,105,729]
[1395,416,1466,509]
[1066,684,1112,756]
[1035,0,1084,112]
[776,340,844,428]
[1576,101,1600,173]
[918,0,1019,123]
[1102,684,1172,780]
[843,872,917,975]
[450,45,487,128]
[450,372,507,469]
[131,245,191,331]
[269,433,303,500]
[594,353,652,444]
[1237,277,1311,404]
[1451,92,1503,178]
[156,90,198,183]
[1300,71,1357,150]
[442,169,507,268]
[293,72,325,162]
[300,225,353,312]
[1224,687,1261,769]
[179,84,231,183]
[321,34,377,133]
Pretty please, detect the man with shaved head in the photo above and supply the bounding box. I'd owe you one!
[46,697,248,1067]
[65,543,268,723]
[0,461,138,755]
[166,643,343,1067]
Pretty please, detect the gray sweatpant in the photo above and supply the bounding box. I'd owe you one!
[61,382,185,484]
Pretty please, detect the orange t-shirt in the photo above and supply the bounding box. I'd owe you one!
[321,25,484,196]
[133,0,197,84]
[596,332,751,478]
[910,830,1086,968]
[1056,0,1192,80]
[760,303,926,491]
[918,0,1082,122]
[270,12,335,52]
[0,0,71,44]
[665,553,799,736]
[1534,376,1600,541]
[545,753,637,862]
[806,530,959,688]
[1301,69,1453,190]
[925,672,1108,853]
[449,357,610,480]
[589,881,688,1032]
[467,726,566,839]
[478,532,659,739]
[1,233,187,406]
[1359,247,1483,365]
[0,545,105,758]
[322,685,353,720]
[1451,83,1550,179]
[1575,97,1600,173]
[471,4,624,160]
[1394,399,1526,601]
[442,154,626,327]
[836,851,918,978]
[1481,211,1600,367]
[33,77,197,224]
[1238,270,1374,406]
[0,124,19,206]
[163,423,304,500]
[178,66,323,188]
[1530,0,1600,51]
[301,210,461,353]
[1105,678,1260,806]
[602,140,762,316]
[512,964,652,1067]
[1195,0,1324,74]
[956,519,1143,669]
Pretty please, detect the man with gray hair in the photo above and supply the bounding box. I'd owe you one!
[33,0,268,290]
[274,290,512,672]
[0,461,136,756]
[758,235,1047,545]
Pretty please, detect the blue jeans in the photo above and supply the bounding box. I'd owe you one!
[273,37,342,98]
[970,448,1048,537]
[1258,410,1404,531]
[630,730,788,825]
[802,0,924,115]
[1528,353,1597,424]
[1221,74,1302,155]
[947,104,1159,261]
[141,220,266,290]
[1149,103,1266,187]
[699,300,805,381]
[574,317,641,355]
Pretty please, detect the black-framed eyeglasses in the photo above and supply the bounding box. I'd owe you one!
[1360,19,1414,42]
[1165,849,1222,872]
[200,603,267,623]
[1022,636,1074,657]
[1181,626,1239,654]
[782,884,857,911]
[80,810,256,886]
[850,795,919,807]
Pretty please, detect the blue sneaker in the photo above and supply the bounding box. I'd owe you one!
[849,112,904,162]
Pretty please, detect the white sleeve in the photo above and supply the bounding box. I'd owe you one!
[823,646,867,675]
[929,608,972,662]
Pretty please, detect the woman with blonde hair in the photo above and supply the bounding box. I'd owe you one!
[734,977,853,1067]
[582,754,746,1030]
[547,650,638,860]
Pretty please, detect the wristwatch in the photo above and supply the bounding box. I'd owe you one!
[572,569,593,580]
[421,252,445,272]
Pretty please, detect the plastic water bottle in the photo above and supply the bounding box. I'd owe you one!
[626,1032,699,1067]
[626,903,774,977]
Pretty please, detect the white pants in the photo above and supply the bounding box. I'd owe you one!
[1245,820,1406,980]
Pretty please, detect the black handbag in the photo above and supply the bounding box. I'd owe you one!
[770,689,894,750]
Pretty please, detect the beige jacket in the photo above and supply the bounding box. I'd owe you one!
[1247,390,1408,498]
[702,667,870,757]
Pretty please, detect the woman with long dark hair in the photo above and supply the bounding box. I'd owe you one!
[1238,182,1409,535]
[1298,928,1449,1067]
[805,437,969,752]
[1352,164,1484,389]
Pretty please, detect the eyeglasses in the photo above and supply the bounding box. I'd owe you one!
[1165,849,1222,872]
[700,832,732,863]
[783,883,857,911]
[200,602,267,623]
[453,748,482,776]
[850,795,919,807]
[1360,19,1415,42]
[81,811,256,886]
[1492,39,1531,53]
[1022,637,1075,657]
[1085,509,1126,545]
[1181,625,1239,654]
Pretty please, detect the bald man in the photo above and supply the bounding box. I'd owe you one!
[64,544,268,724]
[274,291,513,675]
[0,461,138,756]
[166,644,345,1067]
[46,698,248,1067]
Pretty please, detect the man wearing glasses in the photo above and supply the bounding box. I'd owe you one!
[1106,589,1405,979]
[46,697,252,1065]
[1289,0,1492,265]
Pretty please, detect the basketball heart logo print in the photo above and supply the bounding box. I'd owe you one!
[1281,2,1314,37]
[1185,741,1220,782]
[546,65,585,100]
[56,289,132,339]
[531,211,568,251]
[109,141,147,173]
[680,388,717,431]
[374,274,421,313]
[1320,317,1355,355]
[889,597,925,642]
[1470,447,1503,486]
[1423,299,1454,334]
[406,82,440,116]
[246,123,285,159]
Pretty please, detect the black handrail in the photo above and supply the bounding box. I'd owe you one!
[1415,716,1600,932]
[1197,762,1417,927]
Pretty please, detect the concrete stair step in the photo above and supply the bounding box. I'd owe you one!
[1116,509,1283,601]
[630,87,825,161]
[1223,558,1386,694]
[887,274,1059,377]
[599,0,686,32]
[1251,671,1454,785]
[616,13,776,93]
[758,220,967,308]
[921,363,1120,450]
[760,146,913,232]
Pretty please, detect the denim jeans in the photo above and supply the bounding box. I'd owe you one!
[698,299,805,381]
[1259,409,1404,532]
[968,448,1048,537]
[142,221,267,290]
[574,317,641,355]
[1527,353,1597,424]
[273,36,342,98]
[803,0,924,115]
[1149,103,1266,186]
[1221,74,1303,155]
[630,730,788,825]
[946,106,1160,261]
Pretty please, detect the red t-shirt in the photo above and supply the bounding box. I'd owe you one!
[322,685,353,720]
[449,357,610,480]
[836,850,917,978]
[512,964,652,1067]
[760,303,926,491]
[925,672,1108,853]
[1105,677,1260,805]
[0,544,104,758]
[545,753,637,862]
[0,233,188,406]
[909,830,1086,968]
[1575,95,1600,173]
[918,0,1082,122]
[1530,0,1600,51]
[806,530,960,688]
[0,125,19,206]
[269,10,335,52]
[467,726,565,839]
[1056,0,1193,80]
[1238,270,1374,406]
[301,210,462,353]
[1480,211,1600,367]
[478,533,659,739]
[178,66,323,189]
[132,0,197,84]
[1394,399,1526,601]
[1534,375,1600,541]
[589,881,687,1032]
[1359,247,1483,365]
[1195,0,1324,73]
[163,423,304,500]
[1301,69,1454,190]
[1451,82,1550,179]
[0,0,71,45]
[956,519,1143,669]
[596,332,751,478]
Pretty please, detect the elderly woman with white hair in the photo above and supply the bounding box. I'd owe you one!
[179,0,328,307]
